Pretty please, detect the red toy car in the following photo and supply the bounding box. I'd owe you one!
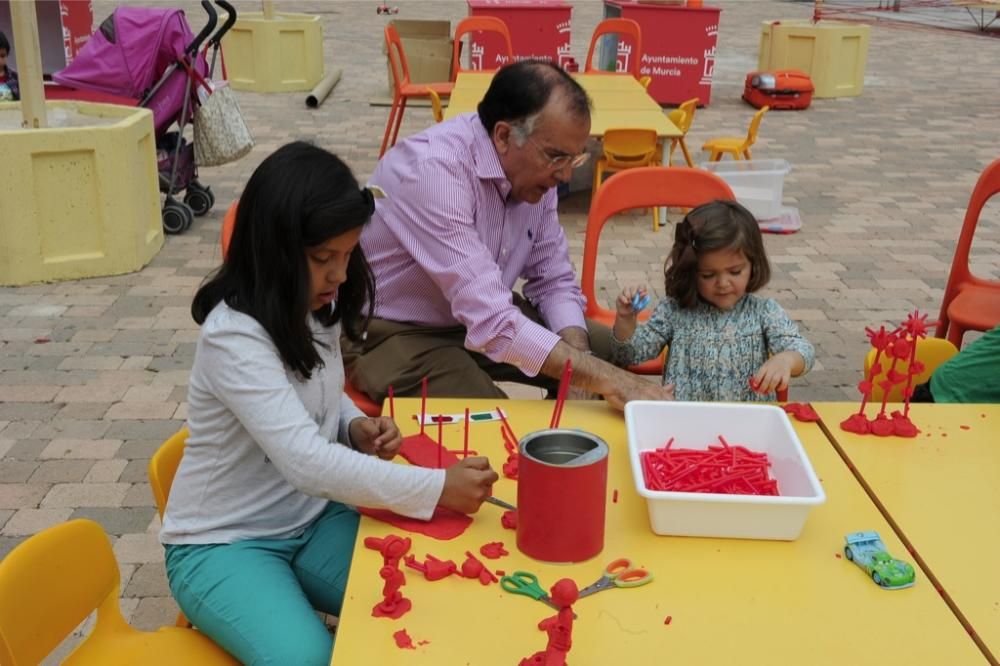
[743,70,814,110]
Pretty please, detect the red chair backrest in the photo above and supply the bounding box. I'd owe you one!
[584,18,643,80]
[385,24,412,95]
[452,16,513,80]
[581,166,734,321]
[936,157,1000,339]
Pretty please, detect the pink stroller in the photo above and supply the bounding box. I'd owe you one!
[55,1,237,234]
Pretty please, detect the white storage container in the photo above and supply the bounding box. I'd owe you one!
[701,159,791,220]
[624,401,825,540]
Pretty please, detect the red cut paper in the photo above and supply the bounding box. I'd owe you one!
[359,506,472,541]
[400,432,458,469]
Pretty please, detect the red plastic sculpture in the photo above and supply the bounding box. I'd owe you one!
[501,510,518,530]
[364,534,413,619]
[479,541,509,559]
[520,578,579,666]
[404,553,457,581]
[841,311,936,438]
[460,550,498,585]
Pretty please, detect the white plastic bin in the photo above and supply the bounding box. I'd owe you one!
[625,401,826,540]
[701,159,791,220]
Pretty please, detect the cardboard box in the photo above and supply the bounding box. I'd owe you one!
[385,19,453,96]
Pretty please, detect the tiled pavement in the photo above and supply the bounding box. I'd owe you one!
[1,0,998,659]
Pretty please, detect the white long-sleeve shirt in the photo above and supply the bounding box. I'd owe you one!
[160,302,446,545]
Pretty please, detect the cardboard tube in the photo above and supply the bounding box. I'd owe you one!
[305,69,342,108]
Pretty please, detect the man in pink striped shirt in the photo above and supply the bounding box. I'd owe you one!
[344,61,673,410]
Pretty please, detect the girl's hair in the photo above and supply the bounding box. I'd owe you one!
[192,141,375,379]
[664,199,771,309]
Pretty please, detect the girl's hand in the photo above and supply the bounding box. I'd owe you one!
[349,416,403,460]
[751,354,796,395]
[439,457,499,514]
[615,285,648,320]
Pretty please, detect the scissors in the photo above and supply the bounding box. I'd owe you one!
[577,558,653,599]
[500,571,577,617]
[484,495,516,511]
[631,292,651,313]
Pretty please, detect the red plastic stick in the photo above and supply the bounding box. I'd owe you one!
[497,407,518,444]
[549,359,573,428]
[388,385,395,420]
[463,407,470,459]
[419,377,427,436]
[437,415,443,469]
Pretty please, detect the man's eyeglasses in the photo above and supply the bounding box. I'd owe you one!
[526,136,590,171]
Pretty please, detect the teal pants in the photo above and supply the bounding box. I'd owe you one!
[164,503,359,666]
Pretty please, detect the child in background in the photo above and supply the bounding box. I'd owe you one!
[160,142,498,665]
[0,32,19,101]
[611,199,814,402]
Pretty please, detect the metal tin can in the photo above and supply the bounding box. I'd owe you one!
[516,429,609,563]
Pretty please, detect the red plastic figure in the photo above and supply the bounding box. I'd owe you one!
[842,312,937,439]
[501,510,518,530]
[461,550,497,585]
[365,534,413,619]
[520,578,579,666]
[404,553,457,581]
[480,541,509,559]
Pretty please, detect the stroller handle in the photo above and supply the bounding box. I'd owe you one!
[186,0,219,56]
[209,0,238,48]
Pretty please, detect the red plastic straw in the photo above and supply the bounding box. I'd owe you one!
[419,376,427,436]
[549,359,573,428]
[496,407,518,444]
[437,415,444,468]
[640,437,779,496]
[388,385,395,420]
[463,407,470,459]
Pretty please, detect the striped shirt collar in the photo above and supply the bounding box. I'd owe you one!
[470,114,511,198]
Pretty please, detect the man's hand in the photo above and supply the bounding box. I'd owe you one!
[349,416,403,460]
[602,377,675,411]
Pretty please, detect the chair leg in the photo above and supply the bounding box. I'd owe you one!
[652,206,659,232]
[379,98,401,158]
[947,324,965,349]
[668,139,677,166]
[390,97,408,148]
[592,162,604,196]
[710,152,722,162]
[743,148,752,160]
[679,138,694,167]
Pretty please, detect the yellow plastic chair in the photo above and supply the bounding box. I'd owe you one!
[0,519,238,666]
[427,88,444,123]
[148,428,194,629]
[666,97,699,167]
[863,337,959,402]
[702,106,769,162]
[593,128,662,231]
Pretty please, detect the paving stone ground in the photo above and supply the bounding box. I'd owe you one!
[1,0,998,661]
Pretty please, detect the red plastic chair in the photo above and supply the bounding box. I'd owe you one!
[381,24,454,158]
[584,18,643,80]
[582,167,735,376]
[451,16,513,80]
[219,202,382,417]
[935,158,1000,348]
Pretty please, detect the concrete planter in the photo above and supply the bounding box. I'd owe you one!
[758,20,871,98]
[223,12,324,93]
[0,101,163,286]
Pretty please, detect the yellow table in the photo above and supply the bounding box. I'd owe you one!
[331,399,982,664]
[814,402,1000,663]
[444,72,680,139]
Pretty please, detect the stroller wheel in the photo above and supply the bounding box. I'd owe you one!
[185,182,215,217]
[163,199,194,235]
